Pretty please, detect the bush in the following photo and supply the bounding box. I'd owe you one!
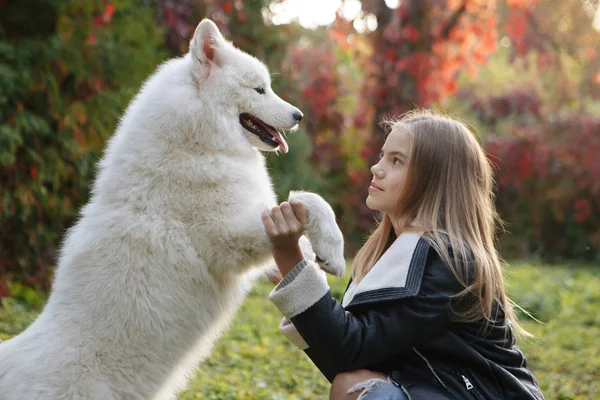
[455,88,600,261]
[0,0,166,289]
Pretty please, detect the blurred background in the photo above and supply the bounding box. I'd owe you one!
[1,0,599,289]
[1,0,599,398]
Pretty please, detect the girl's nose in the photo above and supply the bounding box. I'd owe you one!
[370,163,384,178]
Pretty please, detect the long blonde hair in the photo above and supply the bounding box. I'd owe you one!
[352,109,526,336]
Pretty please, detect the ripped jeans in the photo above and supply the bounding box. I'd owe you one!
[348,376,410,400]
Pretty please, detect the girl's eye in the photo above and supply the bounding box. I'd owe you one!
[393,158,404,165]
[254,86,265,94]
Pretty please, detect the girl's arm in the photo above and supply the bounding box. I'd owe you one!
[262,200,463,380]
[268,249,463,380]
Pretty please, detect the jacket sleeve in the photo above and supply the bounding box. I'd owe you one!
[268,249,464,380]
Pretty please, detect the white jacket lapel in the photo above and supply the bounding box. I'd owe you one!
[342,232,422,307]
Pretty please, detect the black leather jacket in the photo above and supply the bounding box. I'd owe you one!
[268,233,545,400]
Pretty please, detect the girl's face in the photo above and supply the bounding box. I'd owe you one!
[366,128,410,216]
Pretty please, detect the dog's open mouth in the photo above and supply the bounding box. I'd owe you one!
[239,113,288,153]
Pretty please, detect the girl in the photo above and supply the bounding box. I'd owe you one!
[261,110,544,400]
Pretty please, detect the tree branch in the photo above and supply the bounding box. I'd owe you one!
[440,0,468,39]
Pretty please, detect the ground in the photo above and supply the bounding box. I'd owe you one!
[1,263,598,400]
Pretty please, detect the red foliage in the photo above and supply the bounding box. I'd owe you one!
[92,3,116,26]
[362,1,505,110]
[86,3,116,46]
[159,0,199,54]
[291,48,342,120]
[401,24,420,41]
[105,4,115,20]
[342,0,546,237]
[222,1,233,13]
[158,0,234,54]
[472,88,600,258]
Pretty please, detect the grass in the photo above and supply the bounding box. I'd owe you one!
[1,263,598,400]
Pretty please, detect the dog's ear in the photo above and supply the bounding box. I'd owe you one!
[190,19,225,66]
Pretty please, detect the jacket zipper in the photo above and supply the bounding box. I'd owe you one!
[412,347,448,390]
[457,371,486,400]
[461,374,474,390]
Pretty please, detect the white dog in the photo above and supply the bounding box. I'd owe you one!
[0,19,345,400]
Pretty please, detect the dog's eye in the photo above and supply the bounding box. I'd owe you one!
[254,86,265,95]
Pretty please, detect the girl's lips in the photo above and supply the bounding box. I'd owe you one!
[369,181,384,191]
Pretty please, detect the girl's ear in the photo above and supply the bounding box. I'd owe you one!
[190,19,225,66]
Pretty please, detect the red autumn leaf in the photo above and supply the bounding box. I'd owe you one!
[402,25,420,41]
[30,166,37,179]
[222,1,233,13]
[104,4,115,18]
[444,80,458,94]
[384,48,396,61]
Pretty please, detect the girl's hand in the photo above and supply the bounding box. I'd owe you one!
[261,200,308,277]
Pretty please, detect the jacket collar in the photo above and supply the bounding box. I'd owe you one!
[343,232,430,309]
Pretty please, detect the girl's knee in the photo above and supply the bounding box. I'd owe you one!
[330,370,388,400]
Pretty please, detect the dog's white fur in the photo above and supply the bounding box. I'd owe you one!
[0,19,345,400]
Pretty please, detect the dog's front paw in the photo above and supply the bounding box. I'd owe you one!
[298,235,316,262]
[289,191,346,277]
[313,238,345,278]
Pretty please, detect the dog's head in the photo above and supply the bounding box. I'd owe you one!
[189,19,302,153]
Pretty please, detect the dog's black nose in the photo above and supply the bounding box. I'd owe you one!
[293,111,303,122]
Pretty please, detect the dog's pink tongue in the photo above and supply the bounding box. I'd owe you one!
[269,128,288,153]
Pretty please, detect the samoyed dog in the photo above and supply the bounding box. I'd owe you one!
[0,19,345,400]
